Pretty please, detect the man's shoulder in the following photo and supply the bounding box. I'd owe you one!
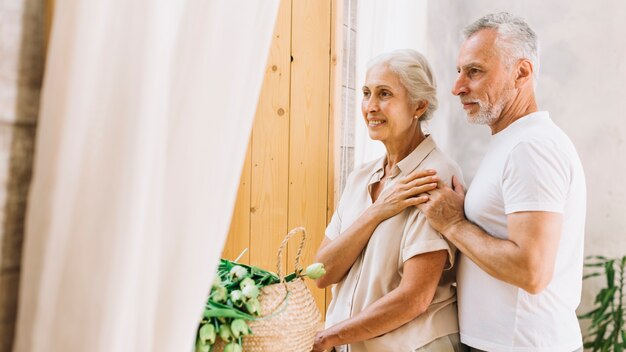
[516,114,574,147]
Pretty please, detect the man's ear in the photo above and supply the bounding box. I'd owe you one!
[515,59,534,88]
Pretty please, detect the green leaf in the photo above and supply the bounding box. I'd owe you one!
[587,255,609,261]
[584,272,603,280]
[606,261,616,288]
[284,272,297,282]
[579,307,601,320]
[203,300,256,320]
[602,339,611,352]
[602,287,618,307]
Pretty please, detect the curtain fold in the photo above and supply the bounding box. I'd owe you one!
[354,0,429,166]
[13,0,279,351]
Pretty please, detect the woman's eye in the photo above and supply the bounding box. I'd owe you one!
[380,91,391,97]
[363,91,370,97]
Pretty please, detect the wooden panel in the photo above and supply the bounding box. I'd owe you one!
[222,139,252,264]
[289,0,332,314]
[326,0,342,316]
[249,0,292,276]
[221,0,338,317]
[45,0,55,52]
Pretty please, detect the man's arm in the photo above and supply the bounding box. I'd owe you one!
[418,176,562,294]
[314,170,439,288]
[312,250,448,351]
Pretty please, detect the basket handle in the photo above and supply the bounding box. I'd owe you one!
[254,227,306,320]
[276,227,306,283]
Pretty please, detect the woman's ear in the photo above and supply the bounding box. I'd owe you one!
[414,100,429,119]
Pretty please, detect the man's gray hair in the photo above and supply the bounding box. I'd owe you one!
[367,49,438,121]
[464,12,540,79]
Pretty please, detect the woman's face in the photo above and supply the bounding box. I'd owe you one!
[361,64,420,144]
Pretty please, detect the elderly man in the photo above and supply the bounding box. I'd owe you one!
[416,13,586,352]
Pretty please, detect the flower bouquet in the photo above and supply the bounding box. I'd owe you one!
[195,227,325,352]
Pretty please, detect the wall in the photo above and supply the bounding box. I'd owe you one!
[426,0,626,335]
[222,0,338,315]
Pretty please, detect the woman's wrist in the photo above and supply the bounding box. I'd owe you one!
[314,328,339,350]
[365,204,385,224]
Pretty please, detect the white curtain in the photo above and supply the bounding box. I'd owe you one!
[354,0,429,166]
[13,0,279,351]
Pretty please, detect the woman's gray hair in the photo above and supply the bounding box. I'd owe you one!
[367,49,438,121]
[464,12,540,79]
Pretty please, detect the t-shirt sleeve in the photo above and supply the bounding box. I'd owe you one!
[325,170,353,240]
[325,209,342,240]
[502,140,570,214]
[401,210,456,270]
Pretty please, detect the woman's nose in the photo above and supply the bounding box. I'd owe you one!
[366,97,379,112]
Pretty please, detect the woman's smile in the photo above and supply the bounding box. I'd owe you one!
[368,119,387,127]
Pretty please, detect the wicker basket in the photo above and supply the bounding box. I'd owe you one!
[215,227,322,352]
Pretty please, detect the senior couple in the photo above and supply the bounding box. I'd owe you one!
[312,12,586,352]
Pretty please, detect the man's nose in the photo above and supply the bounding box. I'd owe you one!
[452,76,469,96]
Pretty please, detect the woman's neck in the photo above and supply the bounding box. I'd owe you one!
[384,129,426,172]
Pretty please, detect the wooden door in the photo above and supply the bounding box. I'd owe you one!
[222,0,339,316]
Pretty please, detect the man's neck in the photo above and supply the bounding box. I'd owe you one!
[490,91,539,135]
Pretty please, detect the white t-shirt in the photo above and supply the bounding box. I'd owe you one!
[459,111,586,352]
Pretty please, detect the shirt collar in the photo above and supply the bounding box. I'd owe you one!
[492,111,550,141]
[368,135,437,185]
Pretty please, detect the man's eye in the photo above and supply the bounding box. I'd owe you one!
[469,68,480,76]
[363,91,370,97]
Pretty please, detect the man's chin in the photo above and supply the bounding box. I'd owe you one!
[465,113,484,125]
[465,111,496,125]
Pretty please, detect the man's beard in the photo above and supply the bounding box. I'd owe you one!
[466,98,505,125]
[464,87,514,125]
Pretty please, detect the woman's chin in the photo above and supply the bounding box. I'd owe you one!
[367,131,384,141]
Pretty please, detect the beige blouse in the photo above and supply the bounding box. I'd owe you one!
[325,136,463,352]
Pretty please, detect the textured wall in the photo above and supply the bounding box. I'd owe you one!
[426,0,626,336]
[0,0,43,350]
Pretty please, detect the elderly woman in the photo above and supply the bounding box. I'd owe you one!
[312,49,464,352]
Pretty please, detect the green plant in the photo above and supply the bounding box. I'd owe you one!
[579,255,626,351]
[195,258,326,352]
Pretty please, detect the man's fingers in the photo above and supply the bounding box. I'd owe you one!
[452,175,465,195]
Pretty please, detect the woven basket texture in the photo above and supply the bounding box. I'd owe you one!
[214,227,321,351]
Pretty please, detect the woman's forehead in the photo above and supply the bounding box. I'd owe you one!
[364,64,402,88]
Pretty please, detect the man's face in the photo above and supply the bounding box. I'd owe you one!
[452,29,516,125]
